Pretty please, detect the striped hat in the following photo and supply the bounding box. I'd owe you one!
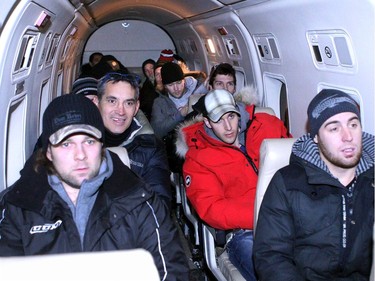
[72,77,98,96]
[307,89,360,138]
[158,49,175,62]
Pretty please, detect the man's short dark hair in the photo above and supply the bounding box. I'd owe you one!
[89,52,103,64]
[209,63,236,87]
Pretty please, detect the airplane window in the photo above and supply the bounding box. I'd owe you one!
[6,93,27,187]
[14,32,39,74]
[38,80,51,137]
[45,34,60,65]
[38,33,52,70]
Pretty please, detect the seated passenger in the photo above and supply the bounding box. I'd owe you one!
[253,89,374,281]
[72,76,99,103]
[91,54,129,79]
[78,52,103,78]
[95,72,172,209]
[175,89,292,281]
[187,62,241,119]
[139,58,157,120]
[0,94,189,280]
[151,62,208,140]
[153,60,168,97]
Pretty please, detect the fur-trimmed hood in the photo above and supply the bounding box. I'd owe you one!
[175,115,204,159]
[233,84,259,106]
[175,84,259,159]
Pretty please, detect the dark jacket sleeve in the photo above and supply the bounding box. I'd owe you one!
[0,191,26,256]
[253,170,305,281]
[136,194,190,281]
[127,135,172,209]
[141,137,172,208]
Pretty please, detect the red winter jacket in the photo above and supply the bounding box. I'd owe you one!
[176,104,291,230]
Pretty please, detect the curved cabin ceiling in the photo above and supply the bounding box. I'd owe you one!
[68,0,247,27]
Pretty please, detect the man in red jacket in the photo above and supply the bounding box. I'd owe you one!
[175,89,291,281]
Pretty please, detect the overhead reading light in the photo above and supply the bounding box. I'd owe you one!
[207,38,216,54]
[34,11,51,30]
[69,26,77,36]
[218,27,228,36]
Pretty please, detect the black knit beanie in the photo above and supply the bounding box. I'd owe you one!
[41,94,104,150]
[307,89,360,138]
[161,62,184,85]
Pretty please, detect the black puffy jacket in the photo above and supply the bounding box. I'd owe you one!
[254,134,374,281]
[108,111,172,209]
[0,151,189,281]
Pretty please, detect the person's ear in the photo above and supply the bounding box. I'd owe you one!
[134,100,140,116]
[91,96,99,107]
[203,117,212,128]
[46,145,53,161]
[313,134,318,143]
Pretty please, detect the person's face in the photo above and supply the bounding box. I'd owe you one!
[97,81,139,134]
[314,112,362,172]
[154,66,163,86]
[204,112,240,145]
[91,54,102,66]
[46,134,102,190]
[144,63,155,80]
[212,74,236,94]
[165,80,185,98]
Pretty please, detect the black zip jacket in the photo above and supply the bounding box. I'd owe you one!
[0,151,189,281]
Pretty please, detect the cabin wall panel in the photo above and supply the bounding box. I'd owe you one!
[236,0,375,137]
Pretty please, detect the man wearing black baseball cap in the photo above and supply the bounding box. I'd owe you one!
[0,94,189,280]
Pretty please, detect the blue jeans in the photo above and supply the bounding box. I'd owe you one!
[226,229,257,281]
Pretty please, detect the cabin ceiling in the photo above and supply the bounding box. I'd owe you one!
[68,0,248,27]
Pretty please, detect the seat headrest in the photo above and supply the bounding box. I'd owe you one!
[254,138,296,230]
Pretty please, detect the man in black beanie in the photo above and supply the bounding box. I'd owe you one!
[0,94,190,280]
[254,89,374,281]
[151,62,207,139]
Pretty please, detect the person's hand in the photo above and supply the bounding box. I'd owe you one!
[178,105,189,117]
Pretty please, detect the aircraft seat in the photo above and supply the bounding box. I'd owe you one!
[0,249,159,281]
[202,223,246,281]
[253,137,296,231]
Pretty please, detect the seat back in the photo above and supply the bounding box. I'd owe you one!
[254,138,296,231]
[0,249,160,281]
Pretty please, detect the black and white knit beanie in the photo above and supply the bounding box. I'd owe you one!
[307,89,360,138]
